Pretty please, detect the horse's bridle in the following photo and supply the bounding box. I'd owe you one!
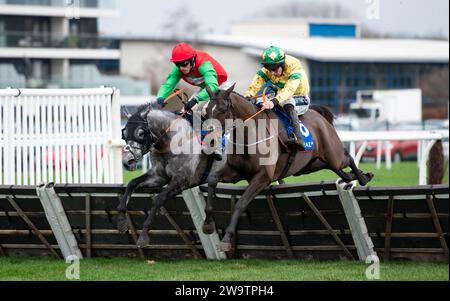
[122,118,157,159]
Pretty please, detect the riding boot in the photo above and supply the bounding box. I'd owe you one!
[284,104,306,151]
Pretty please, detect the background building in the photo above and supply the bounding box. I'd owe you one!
[0,0,149,96]
[120,18,449,116]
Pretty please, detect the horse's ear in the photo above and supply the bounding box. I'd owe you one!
[140,105,151,118]
[122,107,132,119]
[206,85,214,99]
[224,83,236,99]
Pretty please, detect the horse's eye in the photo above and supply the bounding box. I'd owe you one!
[136,128,145,140]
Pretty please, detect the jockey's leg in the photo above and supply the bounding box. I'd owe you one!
[283,100,306,151]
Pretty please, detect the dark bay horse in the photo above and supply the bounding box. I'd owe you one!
[204,84,374,251]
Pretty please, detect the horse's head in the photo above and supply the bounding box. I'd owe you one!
[121,105,154,171]
[205,84,236,128]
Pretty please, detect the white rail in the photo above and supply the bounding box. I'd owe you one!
[339,130,449,185]
[0,88,123,185]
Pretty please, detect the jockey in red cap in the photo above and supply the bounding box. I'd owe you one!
[156,43,229,112]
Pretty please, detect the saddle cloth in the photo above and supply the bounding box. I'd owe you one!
[272,106,315,151]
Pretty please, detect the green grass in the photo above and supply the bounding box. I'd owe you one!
[124,162,449,186]
[0,257,447,281]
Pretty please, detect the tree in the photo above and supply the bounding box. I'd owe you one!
[418,66,449,119]
[253,0,353,19]
[159,6,204,41]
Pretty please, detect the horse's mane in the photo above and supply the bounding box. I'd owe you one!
[136,102,161,113]
[133,102,194,133]
[231,91,247,99]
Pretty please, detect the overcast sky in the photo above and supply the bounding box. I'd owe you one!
[99,0,449,39]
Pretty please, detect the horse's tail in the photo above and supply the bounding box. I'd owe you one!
[310,105,335,126]
[428,140,445,185]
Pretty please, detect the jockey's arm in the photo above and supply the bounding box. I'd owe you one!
[276,73,302,105]
[244,70,269,98]
[157,66,182,99]
[195,61,219,102]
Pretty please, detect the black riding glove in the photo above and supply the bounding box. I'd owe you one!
[156,97,166,107]
[184,98,199,111]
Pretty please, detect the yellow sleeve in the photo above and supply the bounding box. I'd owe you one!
[276,59,303,104]
[244,70,270,98]
[277,79,301,104]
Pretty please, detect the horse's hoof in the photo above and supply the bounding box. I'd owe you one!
[217,242,232,252]
[366,173,374,181]
[117,215,129,233]
[359,173,374,186]
[137,235,150,249]
[202,222,216,235]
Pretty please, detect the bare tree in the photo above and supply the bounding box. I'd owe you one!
[253,0,353,19]
[160,6,204,41]
[419,66,449,119]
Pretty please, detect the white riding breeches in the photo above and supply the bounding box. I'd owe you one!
[283,95,311,116]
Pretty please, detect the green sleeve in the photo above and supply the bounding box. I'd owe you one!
[157,66,182,98]
[196,61,219,102]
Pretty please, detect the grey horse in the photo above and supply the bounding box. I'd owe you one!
[118,103,224,248]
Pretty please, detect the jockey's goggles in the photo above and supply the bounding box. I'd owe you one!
[175,59,192,68]
[263,63,284,72]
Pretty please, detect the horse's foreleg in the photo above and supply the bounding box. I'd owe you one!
[117,173,152,233]
[219,171,272,252]
[137,176,188,248]
[203,172,220,235]
[117,172,167,233]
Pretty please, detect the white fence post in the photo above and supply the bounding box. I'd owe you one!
[385,141,392,170]
[110,88,123,184]
[3,92,15,184]
[419,139,438,185]
[376,141,382,169]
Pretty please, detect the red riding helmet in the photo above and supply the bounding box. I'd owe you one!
[170,43,196,62]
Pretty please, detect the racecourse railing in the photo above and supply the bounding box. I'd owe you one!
[339,130,449,185]
[0,182,447,261]
[0,88,123,185]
